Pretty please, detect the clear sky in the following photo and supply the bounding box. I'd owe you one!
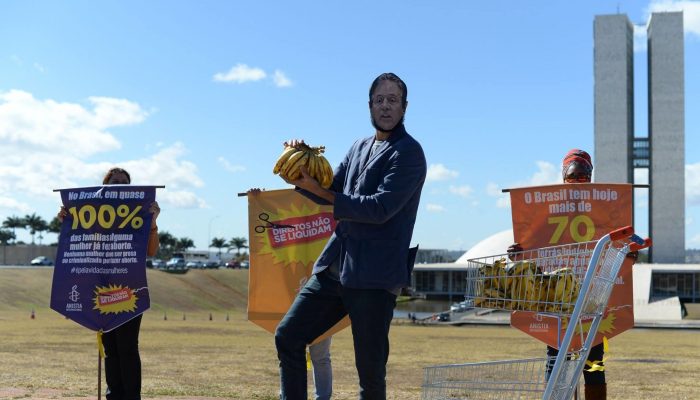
[1,0,699,253]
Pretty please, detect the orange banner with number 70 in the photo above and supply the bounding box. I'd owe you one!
[510,183,633,250]
[509,183,634,348]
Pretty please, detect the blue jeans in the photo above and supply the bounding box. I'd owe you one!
[310,336,332,400]
[276,272,397,400]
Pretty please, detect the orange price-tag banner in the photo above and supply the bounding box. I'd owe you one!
[508,183,634,349]
[247,189,349,342]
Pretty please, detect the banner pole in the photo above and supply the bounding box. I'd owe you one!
[52,185,166,192]
[98,350,101,400]
[501,183,649,193]
[97,330,104,400]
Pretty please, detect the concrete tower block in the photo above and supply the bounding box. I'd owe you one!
[594,14,634,184]
[648,12,685,263]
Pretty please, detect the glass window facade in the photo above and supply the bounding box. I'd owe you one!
[414,271,435,292]
[413,270,467,295]
[651,272,700,302]
[633,137,650,168]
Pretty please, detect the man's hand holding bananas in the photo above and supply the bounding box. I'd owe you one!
[274,140,336,204]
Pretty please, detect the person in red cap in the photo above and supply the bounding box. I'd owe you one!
[509,149,608,400]
[562,149,594,183]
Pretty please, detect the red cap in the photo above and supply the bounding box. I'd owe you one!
[562,149,592,169]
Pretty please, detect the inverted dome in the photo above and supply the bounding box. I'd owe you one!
[455,229,514,263]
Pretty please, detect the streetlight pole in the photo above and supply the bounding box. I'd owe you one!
[207,215,220,258]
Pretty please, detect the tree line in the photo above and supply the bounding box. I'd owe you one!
[1,214,249,261]
[0,213,59,245]
[153,234,248,261]
[208,237,248,258]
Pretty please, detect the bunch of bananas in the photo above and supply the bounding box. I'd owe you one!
[545,268,580,313]
[509,261,540,310]
[273,142,334,188]
[473,260,581,313]
[474,259,514,309]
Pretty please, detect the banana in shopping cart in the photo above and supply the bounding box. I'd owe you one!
[546,267,581,313]
[509,261,540,310]
[475,258,511,308]
[475,260,581,313]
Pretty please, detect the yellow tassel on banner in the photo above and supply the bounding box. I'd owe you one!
[97,330,105,359]
[585,336,609,373]
[306,348,311,371]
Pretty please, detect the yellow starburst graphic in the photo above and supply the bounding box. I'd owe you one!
[255,203,336,266]
[93,284,138,315]
[580,312,617,335]
[561,312,617,336]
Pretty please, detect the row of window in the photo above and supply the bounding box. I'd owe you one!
[651,272,700,301]
[633,138,650,168]
[413,271,467,293]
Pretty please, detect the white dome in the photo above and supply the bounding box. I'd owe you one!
[455,229,514,263]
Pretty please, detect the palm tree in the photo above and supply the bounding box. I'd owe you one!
[0,228,14,265]
[228,237,248,256]
[210,237,227,257]
[35,220,49,245]
[2,215,24,244]
[23,213,48,245]
[158,231,177,249]
[0,229,15,245]
[47,216,63,245]
[48,216,62,234]
[157,231,177,259]
[176,237,195,252]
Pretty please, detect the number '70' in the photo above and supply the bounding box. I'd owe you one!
[547,215,595,244]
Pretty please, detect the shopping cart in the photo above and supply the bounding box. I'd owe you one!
[422,226,651,400]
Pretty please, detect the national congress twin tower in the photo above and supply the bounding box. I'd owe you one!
[594,12,685,263]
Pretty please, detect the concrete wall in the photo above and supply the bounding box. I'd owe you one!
[633,264,683,320]
[0,245,58,265]
[648,12,685,263]
[594,14,634,184]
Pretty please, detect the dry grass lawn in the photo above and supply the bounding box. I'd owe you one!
[1,269,699,399]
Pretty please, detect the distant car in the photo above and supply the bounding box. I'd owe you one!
[30,256,53,266]
[239,261,250,269]
[450,301,470,313]
[186,261,204,269]
[460,300,473,309]
[166,257,186,269]
[205,260,221,269]
[152,259,166,269]
[437,312,451,322]
[226,260,240,269]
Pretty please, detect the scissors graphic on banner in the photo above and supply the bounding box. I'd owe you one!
[255,213,294,233]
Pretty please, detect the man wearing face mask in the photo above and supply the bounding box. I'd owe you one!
[275,72,427,400]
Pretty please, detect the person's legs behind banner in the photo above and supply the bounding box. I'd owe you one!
[310,335,333,400]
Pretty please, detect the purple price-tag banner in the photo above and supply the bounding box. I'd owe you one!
[50,185,156,332]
